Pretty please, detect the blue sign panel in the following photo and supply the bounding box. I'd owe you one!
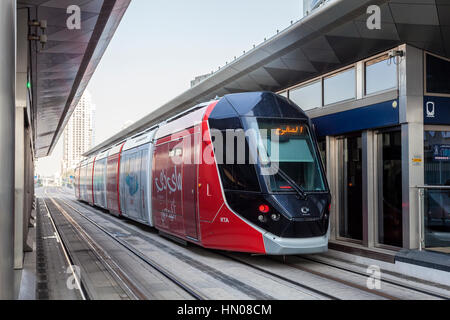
[312,99,399,137]
[424,96,450,125]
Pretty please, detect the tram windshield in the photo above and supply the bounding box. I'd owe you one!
[246,118,327,193]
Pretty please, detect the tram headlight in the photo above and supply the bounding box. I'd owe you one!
[258,215,267,223]
[271,213,281,222]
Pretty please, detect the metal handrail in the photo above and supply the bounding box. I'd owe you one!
[414,185,450,189]
[414,185,450,250]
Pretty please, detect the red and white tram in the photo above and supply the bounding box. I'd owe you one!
[75,92,331,255]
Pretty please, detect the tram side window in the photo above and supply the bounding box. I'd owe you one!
[426,54,450,95]
[214,131,261,192]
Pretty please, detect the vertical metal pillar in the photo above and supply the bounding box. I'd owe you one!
[399,44,425,250]
[15,106,25,269]
[14,7,29,270]
[362,130,375,247]
[0,0,16,300]
[326,136,338,240]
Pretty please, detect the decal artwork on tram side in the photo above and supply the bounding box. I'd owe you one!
[154,166,182,194]
[161,200,178,223]
[125,173,139,196]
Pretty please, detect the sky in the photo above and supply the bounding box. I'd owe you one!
[36,0,304,177]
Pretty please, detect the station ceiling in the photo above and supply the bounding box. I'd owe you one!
[86,0,450,155]
[86,0,450,156]
[18,0,131,157]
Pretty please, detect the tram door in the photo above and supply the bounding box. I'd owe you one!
[182,134,199,240]
[337,135,363,241]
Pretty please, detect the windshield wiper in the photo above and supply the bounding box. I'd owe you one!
[273,165,307,200]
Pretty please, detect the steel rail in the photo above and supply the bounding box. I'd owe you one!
[218,253,341,300]
[53,195,207,300]
[40,198,88,300]
[44,194,145,300]
[298,256,449,300]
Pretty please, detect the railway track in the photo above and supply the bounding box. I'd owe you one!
[218,253,448,300]
[53,192,337,300]
[40,197,88,300]
[52,192,376,300]
[296,256,450,300]
[47,189,450,301]
[44,192,206,300]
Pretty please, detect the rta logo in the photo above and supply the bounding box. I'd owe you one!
[220,217,230,223]
[366,265,382,290]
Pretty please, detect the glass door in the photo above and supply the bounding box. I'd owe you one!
[424,129,450,250]
[376,130,403,248]
[337,134,363,241]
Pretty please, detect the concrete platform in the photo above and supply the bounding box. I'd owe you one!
[396,249,450,273]
[17,213,36,300]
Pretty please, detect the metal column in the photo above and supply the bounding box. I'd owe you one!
[399,45,425,250]
[326,136,338,240]
[0,0,16,300]
[14,106,25,269]
[14,7,30,270]
[362,131,375,247]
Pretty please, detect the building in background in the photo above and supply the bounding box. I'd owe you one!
[62,91,95,176]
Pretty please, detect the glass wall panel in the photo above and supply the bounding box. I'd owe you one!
[425,131,450,185]
[338,135,363,241]
[426,54,450,95]
[366,56,397,95]
[424,131,450,249]
[289,80,322,111]
[377,131,403,247]
[324,68,356,105]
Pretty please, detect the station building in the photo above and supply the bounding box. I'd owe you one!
[87,0,450,260]
[0,0,131,299]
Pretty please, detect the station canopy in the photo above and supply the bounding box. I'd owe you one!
[18,0,131,157]
[82,0,450,156]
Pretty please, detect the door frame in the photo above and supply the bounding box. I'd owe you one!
[374,127,403,251]
[335,133,364,244]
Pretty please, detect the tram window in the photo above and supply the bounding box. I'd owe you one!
[365,55,397,95]
[214,131,261,192]
[426,54,450,95]
[289,80,322,111]
[250,119,327,193]
[324,68,356,105]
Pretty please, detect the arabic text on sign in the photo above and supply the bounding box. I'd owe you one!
[275,126,304,136]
